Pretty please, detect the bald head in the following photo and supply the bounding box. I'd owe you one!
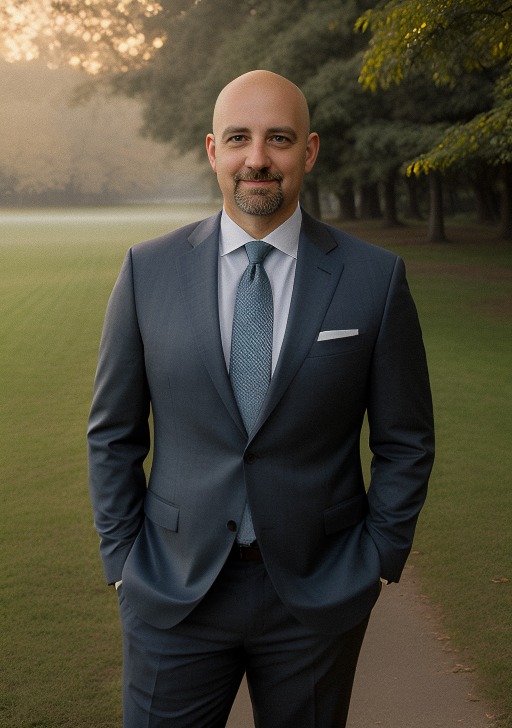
[206,69,319,237]
[212,70,311,139]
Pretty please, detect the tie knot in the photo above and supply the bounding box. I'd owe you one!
[245,240,272,265]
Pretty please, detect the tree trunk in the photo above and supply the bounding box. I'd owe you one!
[336,179,356,221]
[472,169,499,223]
[300,179,322,219]
[405,174,423,220]
[426,171,447,242]
[382,172,401,227]
[359,182,381,219]
[499,163,512,240]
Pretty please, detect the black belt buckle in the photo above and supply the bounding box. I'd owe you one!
[234,541,262,562]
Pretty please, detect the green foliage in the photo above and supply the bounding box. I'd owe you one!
[353,120,444,181]
[357,0,512,90]
[409,101,512,174]
[357,0,512,171]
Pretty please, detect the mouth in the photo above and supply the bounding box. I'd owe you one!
[239,179,277,189]
[234,172,283,187]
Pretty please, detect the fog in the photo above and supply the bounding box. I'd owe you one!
[0,59,212,205]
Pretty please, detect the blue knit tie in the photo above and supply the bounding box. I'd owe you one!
[230,240,273,544]
[230,241,273,433]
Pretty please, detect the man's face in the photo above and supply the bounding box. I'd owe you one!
[206,74,319,235]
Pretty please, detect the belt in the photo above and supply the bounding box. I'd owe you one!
[230,542,263,562]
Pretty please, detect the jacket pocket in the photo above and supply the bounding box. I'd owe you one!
[307,334,363,358]
[144,489,180,532]
[323,493,368,535]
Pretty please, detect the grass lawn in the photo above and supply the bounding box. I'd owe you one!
[0,207,510,727]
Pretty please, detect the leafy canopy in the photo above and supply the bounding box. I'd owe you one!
[356,0,512,172]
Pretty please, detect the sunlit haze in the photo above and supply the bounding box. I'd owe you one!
[0,0,166,74]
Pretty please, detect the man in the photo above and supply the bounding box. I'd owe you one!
[88,70,434,728]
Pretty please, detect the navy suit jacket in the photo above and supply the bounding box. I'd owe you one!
[88,210,434,634]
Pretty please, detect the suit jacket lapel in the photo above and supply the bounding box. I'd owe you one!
[176,213,246,434]
[250,213,344,438]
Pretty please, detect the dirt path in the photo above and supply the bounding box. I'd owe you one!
[226,565,498,727]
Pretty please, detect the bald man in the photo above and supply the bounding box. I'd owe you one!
[88,70,434,727]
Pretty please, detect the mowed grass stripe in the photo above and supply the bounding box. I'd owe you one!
[1,206,219,727]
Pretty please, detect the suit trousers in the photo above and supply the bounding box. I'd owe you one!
[118,555,370,728]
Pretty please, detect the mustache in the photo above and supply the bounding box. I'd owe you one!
[234,171,283,183]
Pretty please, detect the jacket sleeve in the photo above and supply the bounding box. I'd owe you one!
[87,249,150,584]
[365,256,435,582]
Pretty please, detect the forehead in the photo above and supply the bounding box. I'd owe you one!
[213,82,308,137]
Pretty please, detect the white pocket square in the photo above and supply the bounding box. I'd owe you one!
[317,329,359,341]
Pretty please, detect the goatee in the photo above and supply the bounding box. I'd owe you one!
[233,171,284,216]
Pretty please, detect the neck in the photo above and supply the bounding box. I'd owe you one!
[223,204,298,239]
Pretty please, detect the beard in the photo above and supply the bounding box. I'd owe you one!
[233,171,284,216]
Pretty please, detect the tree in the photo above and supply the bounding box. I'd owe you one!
[0,0,171,74]
[357,0,512,238]
[113,0,256,155]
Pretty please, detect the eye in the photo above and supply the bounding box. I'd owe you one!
[229,135,247,143]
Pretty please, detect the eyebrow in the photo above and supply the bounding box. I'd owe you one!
[221,126,299,141]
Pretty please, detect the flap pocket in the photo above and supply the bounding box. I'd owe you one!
[323,493,368,535]
[144,489,179,532]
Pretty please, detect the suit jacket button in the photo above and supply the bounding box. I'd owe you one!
[244,452,257,464]
[227,520,237,532]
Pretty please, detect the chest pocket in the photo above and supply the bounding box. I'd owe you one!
[308,332,363,358]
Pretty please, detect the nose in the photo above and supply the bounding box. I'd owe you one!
[245,139,271,170]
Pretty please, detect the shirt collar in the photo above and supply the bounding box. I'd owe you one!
[219,205,302,259]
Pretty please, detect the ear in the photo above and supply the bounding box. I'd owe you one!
[305,132,320,173]
[206,133,217,172]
